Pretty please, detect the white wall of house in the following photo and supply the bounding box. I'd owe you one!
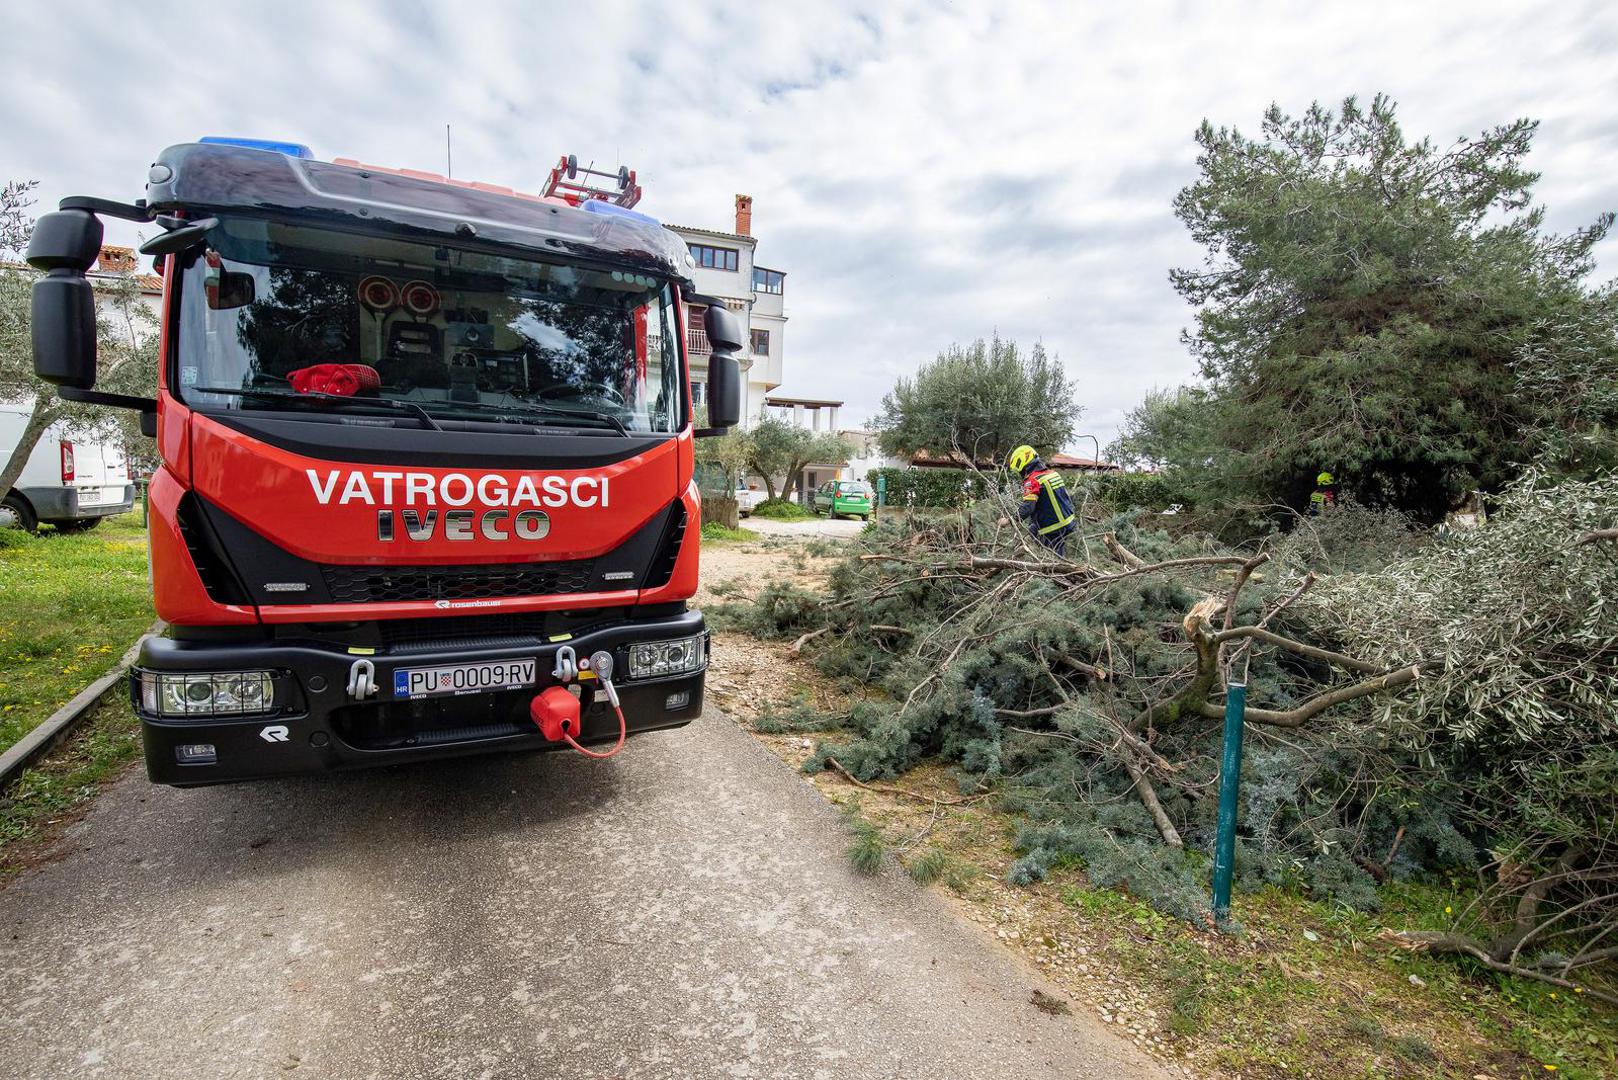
[840,430,907,483]
[668,197,786,430]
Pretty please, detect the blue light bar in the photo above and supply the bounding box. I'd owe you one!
[198,136,314,159]
[580,199,660,227]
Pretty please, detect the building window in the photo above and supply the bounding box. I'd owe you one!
[753,267,784,295]
[750,329,770,356]
[688,244,739,272]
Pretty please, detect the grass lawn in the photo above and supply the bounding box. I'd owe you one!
[701,521,761,543]
[0,511,152,757]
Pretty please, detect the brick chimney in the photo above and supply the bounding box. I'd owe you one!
[734,194,753,237]
[96,245,137,273]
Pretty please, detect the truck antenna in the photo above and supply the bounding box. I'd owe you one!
[445,124,452,178]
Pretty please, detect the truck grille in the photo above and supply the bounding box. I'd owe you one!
[320,559,597,604]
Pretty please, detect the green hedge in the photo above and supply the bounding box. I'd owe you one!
[869,467,1000,508]
[753,498,814,521]
[1074,471,1184,512]
[868,466,1182,512]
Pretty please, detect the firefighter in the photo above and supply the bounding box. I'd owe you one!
[1007,444,1076,555]
[1309,471,1336,516]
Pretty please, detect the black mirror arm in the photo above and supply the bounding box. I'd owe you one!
[58,196,153,223]
[139,217,219,257]
[57,386,159,414]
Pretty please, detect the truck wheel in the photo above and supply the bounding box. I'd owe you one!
[0,495,37,533]
[52,518,102,532]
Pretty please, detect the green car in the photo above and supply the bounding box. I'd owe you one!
[813,480,876,520]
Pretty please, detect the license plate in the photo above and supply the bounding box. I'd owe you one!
[392,659,536,699]
[77,487,108,506]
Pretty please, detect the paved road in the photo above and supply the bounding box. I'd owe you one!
[0,709,1167,1080]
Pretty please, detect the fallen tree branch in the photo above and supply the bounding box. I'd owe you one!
[1196,664,1428,727]
[1051,649,1106,680]
[1221,553,1271,629]
[824,756,984,806]
[1102,531,1146,568]
[790,627,830,654]
[1575,528,1618,546]
[1087,555,1255,588]
[1387,931,1618,1006]
[1211,625,1386,673]
[1123,756,1184,848]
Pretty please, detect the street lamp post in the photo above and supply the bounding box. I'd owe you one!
[1077,434,1101,466]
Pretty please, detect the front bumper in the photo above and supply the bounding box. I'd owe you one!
[133,609,708,786]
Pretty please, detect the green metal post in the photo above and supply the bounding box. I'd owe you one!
[875,473,887,508]
[1211,681,1247,921]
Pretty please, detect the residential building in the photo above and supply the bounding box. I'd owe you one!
[840,429,907,483]
[762,394,840,432]
[761,396,907,491]
[668,196,786,427]
[1048,452,1120,473]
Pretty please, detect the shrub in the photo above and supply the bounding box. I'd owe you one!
[752,498,813,521]
[868,466,1000,508]
[846,817,885,875]
[906,848,952,884]
[1077,470,1184,513]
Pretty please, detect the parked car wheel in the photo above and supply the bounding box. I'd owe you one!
[0,494,38,533]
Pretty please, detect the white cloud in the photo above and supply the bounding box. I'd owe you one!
[4,0,1615,450]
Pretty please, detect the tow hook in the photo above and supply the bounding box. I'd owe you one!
[531,648,626,759]
[347,657,377,699]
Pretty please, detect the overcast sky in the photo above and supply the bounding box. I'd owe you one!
[5,1,1615,451]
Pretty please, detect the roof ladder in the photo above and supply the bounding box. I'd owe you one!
[542,154,642,208]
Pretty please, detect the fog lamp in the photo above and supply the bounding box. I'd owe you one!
[175,743,217,765]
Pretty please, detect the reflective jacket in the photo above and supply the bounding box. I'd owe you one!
[1019,468,1076,535]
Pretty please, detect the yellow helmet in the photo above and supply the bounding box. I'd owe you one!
[1317,471,1334,486]
[1008,445,1037,473]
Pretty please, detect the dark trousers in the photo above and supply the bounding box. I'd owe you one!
[1037,526,1073,557]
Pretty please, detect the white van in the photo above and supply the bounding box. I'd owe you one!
[0,402,135,531]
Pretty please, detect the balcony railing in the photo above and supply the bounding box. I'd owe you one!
[687,327,711,355]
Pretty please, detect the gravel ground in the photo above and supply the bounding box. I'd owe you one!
[741,514,868,538]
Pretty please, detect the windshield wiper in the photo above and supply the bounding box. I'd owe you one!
[442,400,631,437]
[189,386,443,431]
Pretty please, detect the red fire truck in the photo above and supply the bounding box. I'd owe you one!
[27,138,743,785]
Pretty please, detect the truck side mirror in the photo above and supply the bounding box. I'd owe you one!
[210,269,256,310]
[26,210,103,390]
[704,304,746,353]
[701,306,744,433]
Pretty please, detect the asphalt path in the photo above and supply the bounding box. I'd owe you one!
[0,708,1168,1079]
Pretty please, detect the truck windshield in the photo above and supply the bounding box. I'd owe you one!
[173,217,684,433]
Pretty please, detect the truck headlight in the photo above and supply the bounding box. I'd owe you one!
[627,635,707,679]
[139,671,276,717]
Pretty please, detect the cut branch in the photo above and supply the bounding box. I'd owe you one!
[1388,931,1618,1006]
[1197,665,1427,727]
[1102,531,1146,568]
[1221,553,1271,628]
[1211,625,1386,673]
[1123,756,1184,848]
